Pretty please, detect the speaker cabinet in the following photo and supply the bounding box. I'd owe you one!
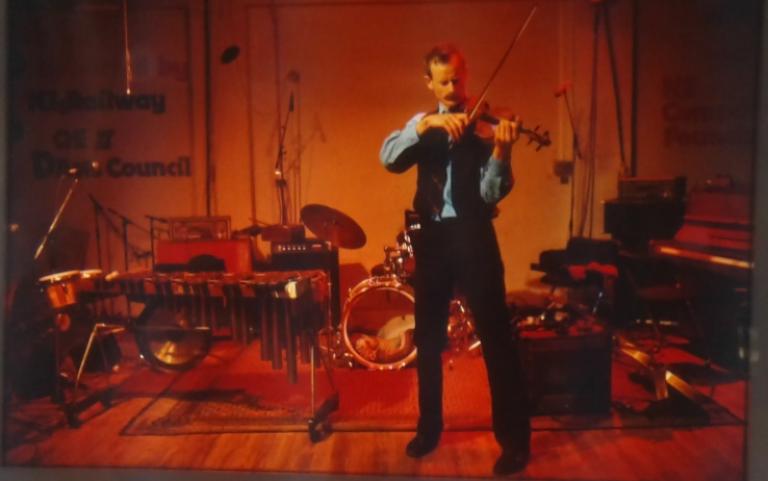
[270,240,340,326]
[518,323,612,415]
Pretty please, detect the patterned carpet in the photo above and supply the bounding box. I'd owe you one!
[120,341,743,436]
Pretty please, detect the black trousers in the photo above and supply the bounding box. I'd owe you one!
[412,217,530,449]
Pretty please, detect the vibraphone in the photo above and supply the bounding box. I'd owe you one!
[38,268,338,438]
[61,269,329,383]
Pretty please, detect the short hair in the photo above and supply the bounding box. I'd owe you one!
[423,43,466,77]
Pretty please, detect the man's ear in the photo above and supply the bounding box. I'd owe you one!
[424,74,434,92]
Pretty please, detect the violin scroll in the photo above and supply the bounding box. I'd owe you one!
[474,110,551,152]
[521,124,551,152]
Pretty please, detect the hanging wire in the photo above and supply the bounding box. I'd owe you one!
[122,0,133,95]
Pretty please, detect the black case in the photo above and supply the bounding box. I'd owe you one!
[518,322,612,415]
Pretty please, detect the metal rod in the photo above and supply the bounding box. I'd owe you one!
[310,343,316,416]
[34,178,79,261]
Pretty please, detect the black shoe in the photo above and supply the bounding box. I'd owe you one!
[493,447,530,476]
[405,432,440,458]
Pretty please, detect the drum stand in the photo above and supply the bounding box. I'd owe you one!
[307,335,340,442]
[299,276,341,442]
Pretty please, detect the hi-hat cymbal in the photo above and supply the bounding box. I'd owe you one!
[300,204,366,249]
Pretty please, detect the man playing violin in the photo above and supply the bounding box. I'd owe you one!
[380,44,531,476]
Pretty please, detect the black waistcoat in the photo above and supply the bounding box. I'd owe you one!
[413,126,495,222]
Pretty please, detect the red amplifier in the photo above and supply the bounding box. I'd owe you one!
[155,239,253,273]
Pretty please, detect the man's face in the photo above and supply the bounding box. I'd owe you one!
[425,55,468,109]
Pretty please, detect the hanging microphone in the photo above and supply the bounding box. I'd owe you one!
[554,81,572,98]
[289,92,295,112]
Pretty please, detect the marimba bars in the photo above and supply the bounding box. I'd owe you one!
[38,268,338,438]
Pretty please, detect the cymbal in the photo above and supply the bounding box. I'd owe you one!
[300,204,366,249]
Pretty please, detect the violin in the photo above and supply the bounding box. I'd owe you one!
[468,101,551,152]
[461,4,551,152]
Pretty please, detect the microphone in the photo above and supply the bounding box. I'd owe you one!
[288,92,295,112]
[554,81,572,98]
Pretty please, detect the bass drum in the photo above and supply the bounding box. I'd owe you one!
[341,276,416,370]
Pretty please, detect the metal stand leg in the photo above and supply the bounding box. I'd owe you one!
[615,333,710,404]
[66,323,125,427]
[307,334,339,443]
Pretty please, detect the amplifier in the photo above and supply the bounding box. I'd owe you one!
[618,176,686,200]
[270,240,340,326]
[166,216,231,241]
[272,240,328,254]
[518,322,612,415]
[155,239,253,273]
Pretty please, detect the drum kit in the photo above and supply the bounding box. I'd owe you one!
[304,208,480,371]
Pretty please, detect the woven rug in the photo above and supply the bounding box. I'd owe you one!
[121,342,743,436]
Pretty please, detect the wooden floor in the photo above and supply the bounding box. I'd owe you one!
[2,337,747,481]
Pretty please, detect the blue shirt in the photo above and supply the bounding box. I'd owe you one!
[380,105,514,220]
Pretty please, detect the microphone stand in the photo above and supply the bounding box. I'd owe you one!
[145,215,168,270]
[106,207,137,271]
[274,96,293,225]
[559,89,583,240]
[34,177,79,261]
[88,194,105,270]
[34,174,79,408]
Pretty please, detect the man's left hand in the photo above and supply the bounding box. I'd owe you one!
[492,117,519,161]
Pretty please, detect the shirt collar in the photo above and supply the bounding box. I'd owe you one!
[438,103,466,114]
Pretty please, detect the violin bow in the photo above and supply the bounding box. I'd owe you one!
[467,3,539,123]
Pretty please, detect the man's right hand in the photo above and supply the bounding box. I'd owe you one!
[416,113,468,142]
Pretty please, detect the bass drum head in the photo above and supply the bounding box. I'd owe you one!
[341,276,416,370]
[133,300,212,371]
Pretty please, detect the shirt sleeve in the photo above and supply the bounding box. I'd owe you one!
[480,155,515,203]
[380,113,426,173]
